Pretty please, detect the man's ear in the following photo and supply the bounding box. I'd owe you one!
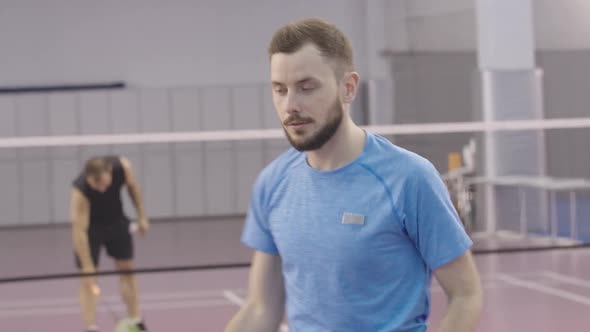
[342,71,360,104]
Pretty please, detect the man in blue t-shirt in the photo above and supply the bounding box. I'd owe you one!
[225,18,482,332]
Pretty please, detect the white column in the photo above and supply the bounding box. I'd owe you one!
[476,0,547,235]
[476,0,535,70]
[364,0,405,126]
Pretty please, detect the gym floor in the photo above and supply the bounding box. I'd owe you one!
[2,218,590,331]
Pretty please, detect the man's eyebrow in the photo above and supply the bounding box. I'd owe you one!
[271,77,318,86]
[296,77,317,84]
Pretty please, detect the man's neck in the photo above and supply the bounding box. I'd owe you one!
[306,118,366,171]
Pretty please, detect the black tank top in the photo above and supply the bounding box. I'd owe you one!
[73,156,129,228]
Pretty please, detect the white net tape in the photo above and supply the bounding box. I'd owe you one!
[0,117,589,148]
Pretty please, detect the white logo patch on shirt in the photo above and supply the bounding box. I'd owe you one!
[342,212,365,225]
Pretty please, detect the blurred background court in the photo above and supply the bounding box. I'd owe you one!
[1,1,589,331]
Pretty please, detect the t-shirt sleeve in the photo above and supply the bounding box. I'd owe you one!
[241,172,280,255]
[403,161,473,270]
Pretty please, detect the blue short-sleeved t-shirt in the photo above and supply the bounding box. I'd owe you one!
[242,131,472,332]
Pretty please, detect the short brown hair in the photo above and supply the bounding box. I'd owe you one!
[268,18,354,77]
[84,157,109,180]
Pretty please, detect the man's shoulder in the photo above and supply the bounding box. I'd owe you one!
[72,171,85,187]
[363,132,437,180]
[256,148,305,189]
[72,175,90,197]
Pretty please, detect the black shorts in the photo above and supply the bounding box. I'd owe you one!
[74,222,134,268]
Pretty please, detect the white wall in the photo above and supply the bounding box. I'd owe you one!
[385,0,590,52]
[0,83,290,226]
[0,0,369,87]
[534,0,590,50]
[402,0,477,51]
[2,0,589,87]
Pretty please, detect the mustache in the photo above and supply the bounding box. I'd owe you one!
[283,115,314,126]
